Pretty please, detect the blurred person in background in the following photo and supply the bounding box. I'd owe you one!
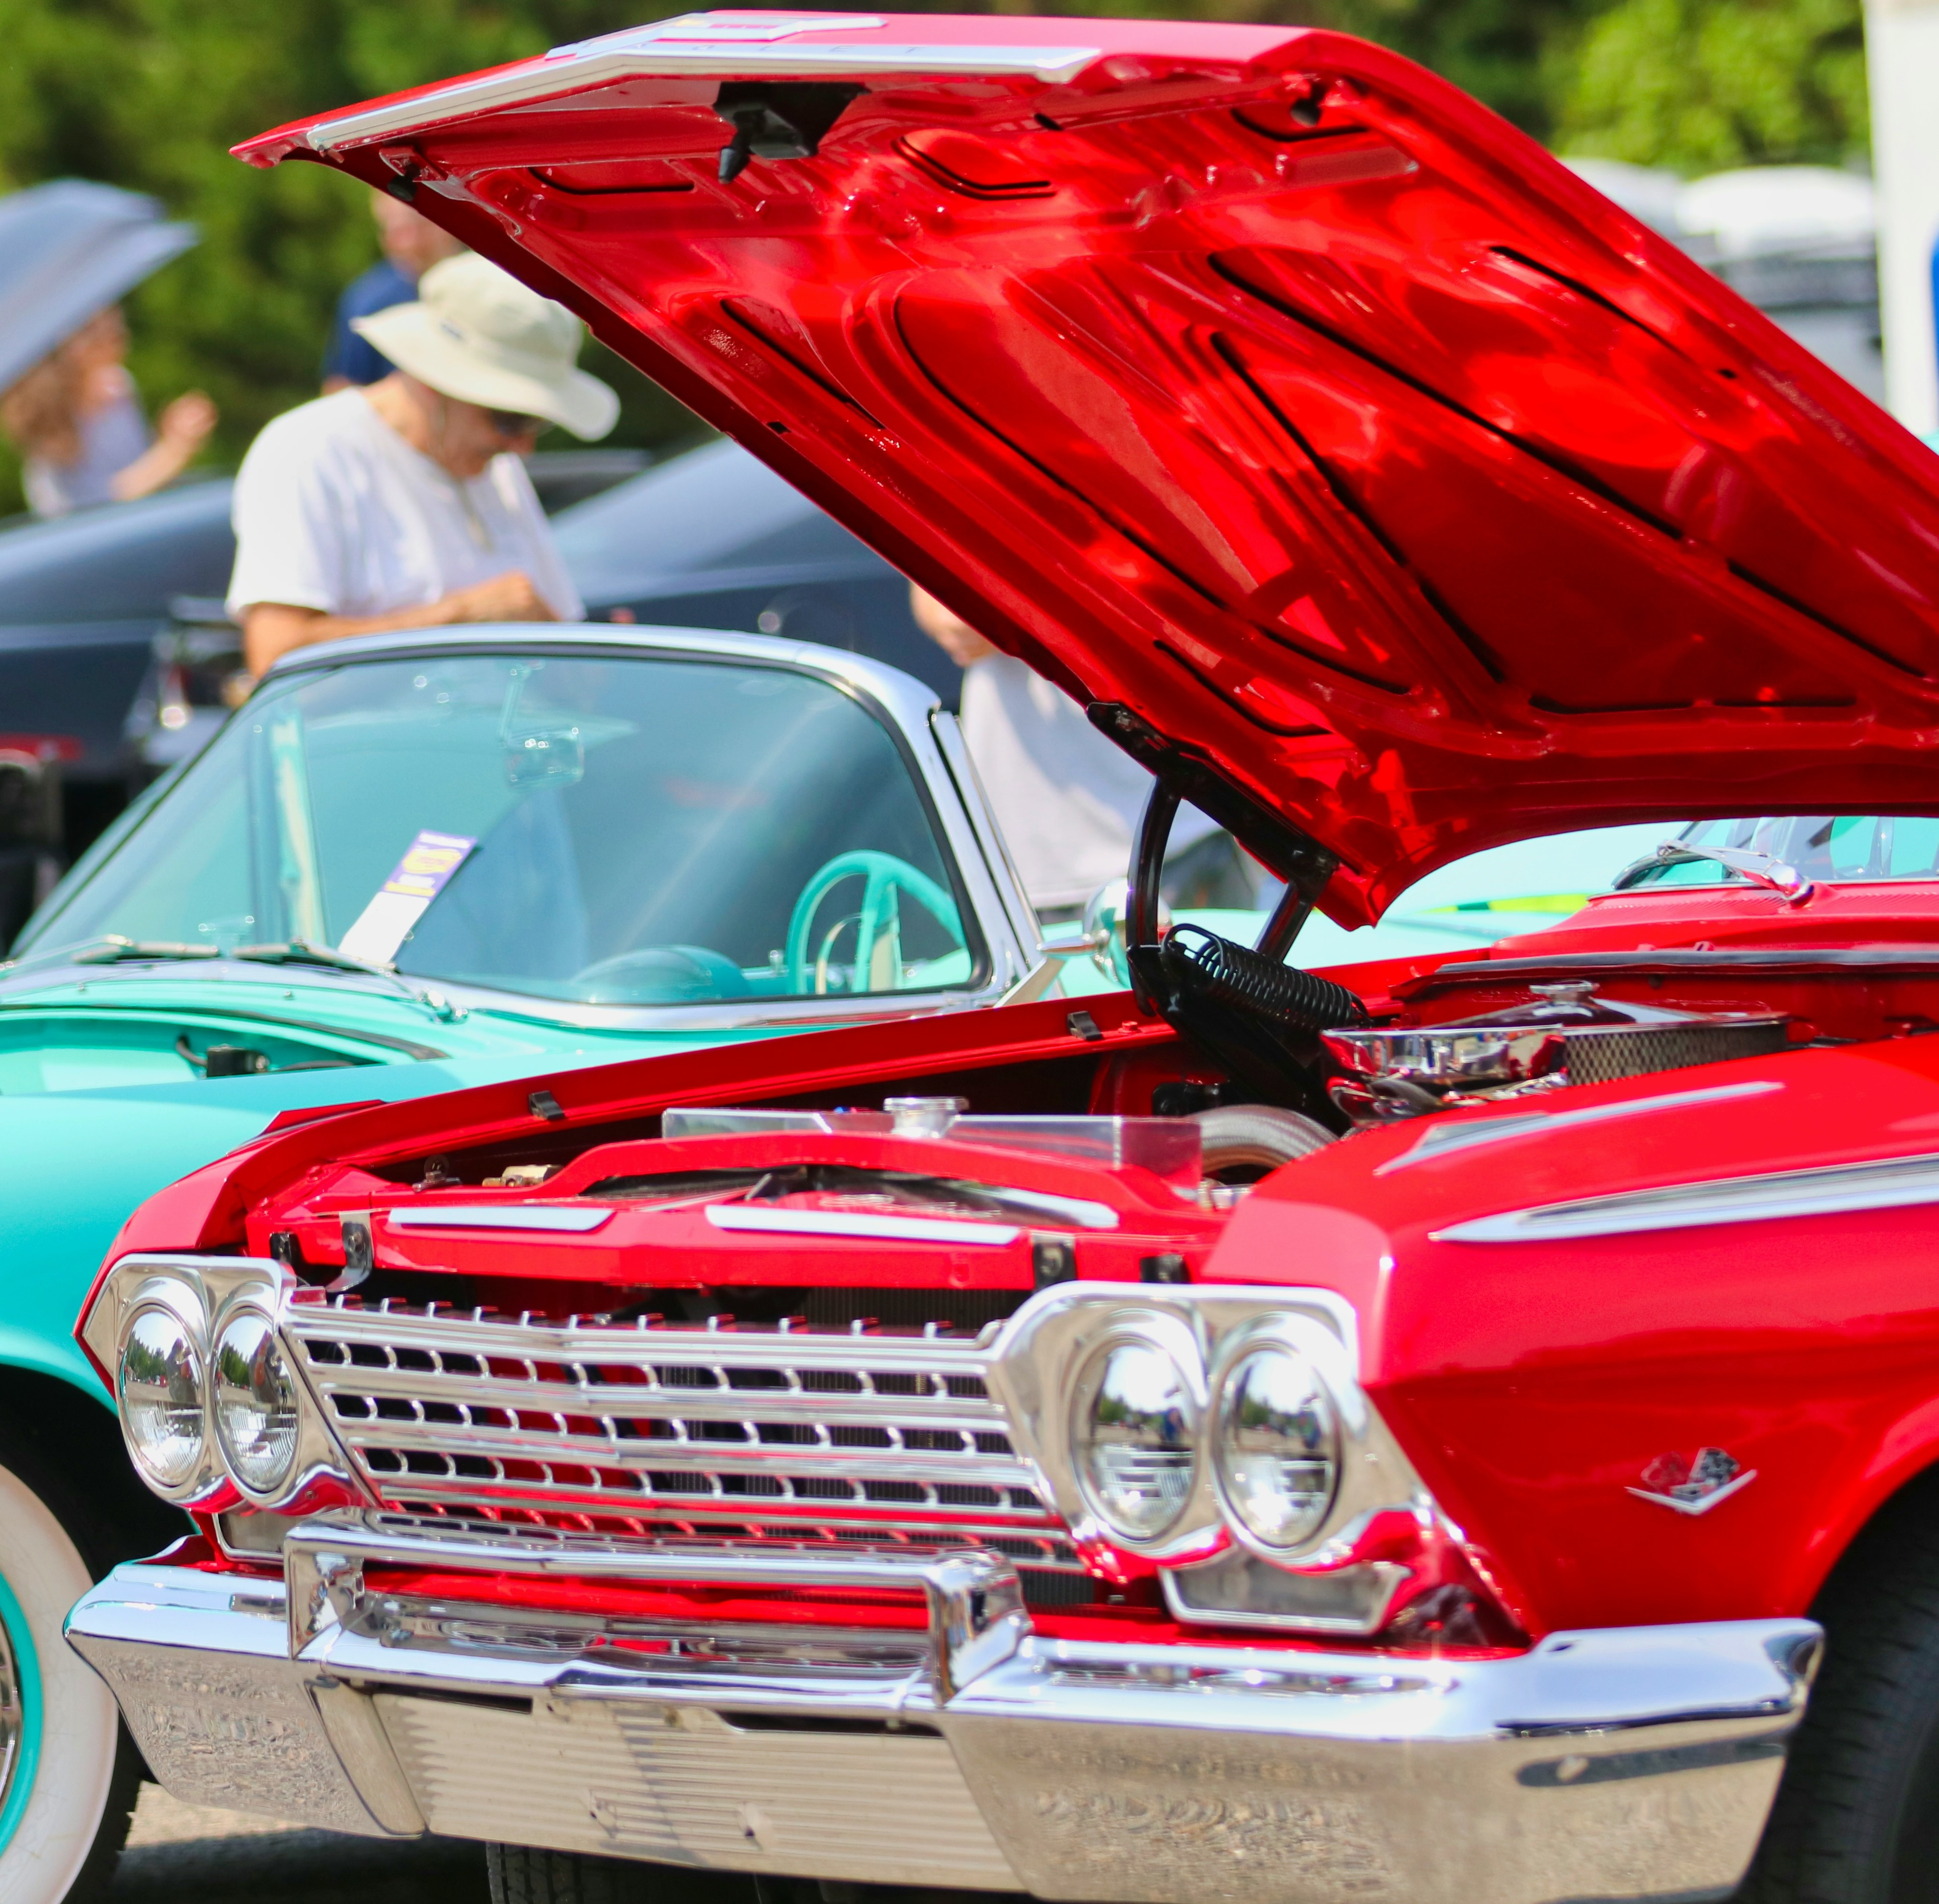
[231,252,616,677]
[912,584,1252,921]
[321,187,466,390]
[0,304,216,516]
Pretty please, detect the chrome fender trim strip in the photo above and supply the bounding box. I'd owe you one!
[1431,1148,1939,1243]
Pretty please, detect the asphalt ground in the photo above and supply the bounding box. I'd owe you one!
[108,1793,973,1904]
[112,1790,488,1904]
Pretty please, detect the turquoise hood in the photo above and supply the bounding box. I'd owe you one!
[0,962,787,1400]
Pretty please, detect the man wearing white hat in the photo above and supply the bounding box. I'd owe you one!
[229,252,619,675]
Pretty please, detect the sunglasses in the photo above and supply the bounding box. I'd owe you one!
[487,409,553,439]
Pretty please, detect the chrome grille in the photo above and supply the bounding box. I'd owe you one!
[1564,1020,1789,1084]
[287,1300,1081,1574]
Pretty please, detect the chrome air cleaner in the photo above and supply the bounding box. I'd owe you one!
[1324,982,1788,1121]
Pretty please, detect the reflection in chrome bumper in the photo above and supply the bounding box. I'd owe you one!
[68,1527,1820,1904]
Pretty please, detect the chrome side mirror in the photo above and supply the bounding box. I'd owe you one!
[999,882,1170,1005]
[1082,880,1132,988]
[1080,880,1171,988]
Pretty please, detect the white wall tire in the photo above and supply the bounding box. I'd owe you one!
[0,1454,135,1904]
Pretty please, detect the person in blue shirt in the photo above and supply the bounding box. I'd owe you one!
[320,188,465,390]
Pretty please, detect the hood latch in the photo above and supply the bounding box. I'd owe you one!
[714,82,865,184]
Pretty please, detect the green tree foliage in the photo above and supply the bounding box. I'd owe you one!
[0,0,1872,513]
[1023,0,1607,139]
[0,0,700,509]
[1553,0,1867,171]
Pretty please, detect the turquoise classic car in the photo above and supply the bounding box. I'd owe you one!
[0,617,1045,1903]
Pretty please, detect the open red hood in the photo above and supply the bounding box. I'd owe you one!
[238,13,1939,922]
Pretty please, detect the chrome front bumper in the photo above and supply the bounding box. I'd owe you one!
[68,1514,1819,1904]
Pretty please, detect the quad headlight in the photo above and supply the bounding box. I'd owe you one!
[212,1309,300,1495]
[1213,1344,1340,1549]
[85,1260,336,1509]
[1069,1333,1200,1541]
[986,1286,1379,1591]
[118,1304,206,1489]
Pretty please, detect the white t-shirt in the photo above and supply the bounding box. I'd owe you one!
[226,388,583,624]
[962,654,1215,911]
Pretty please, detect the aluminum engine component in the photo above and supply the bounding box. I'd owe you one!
[1325,981,1788,1117]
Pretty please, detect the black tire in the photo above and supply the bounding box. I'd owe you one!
[490,1847,658,1904]
[0,1424,147,1904]
[488,1848,770,1904]
[1739,1486,1939,1902]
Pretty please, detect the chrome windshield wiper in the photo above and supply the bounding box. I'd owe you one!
[1615,843,1816,907]
[0,935,224,973]
[231,940,399,978]
[230,942,464,1020]
[0,934,462,1020]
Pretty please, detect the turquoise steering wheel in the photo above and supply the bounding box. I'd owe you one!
[785,851,962,995]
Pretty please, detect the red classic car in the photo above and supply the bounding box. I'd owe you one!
[62,14,1939,1904]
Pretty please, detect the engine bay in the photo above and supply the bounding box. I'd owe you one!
[241,926,1939,1322]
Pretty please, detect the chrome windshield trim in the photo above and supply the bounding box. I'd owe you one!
[1615,843,1815,906]
[383,977,1009,1034]
[257,622,932,722]
[928,709,1042,966]
[1431,1148,1939,1244]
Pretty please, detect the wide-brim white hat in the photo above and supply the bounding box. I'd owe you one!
[353,252,618,441]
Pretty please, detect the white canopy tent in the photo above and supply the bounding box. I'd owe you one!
[1865,0,1939,432]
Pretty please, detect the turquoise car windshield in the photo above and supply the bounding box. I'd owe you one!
[1618,816,1939,889]
[28,654,982,1007]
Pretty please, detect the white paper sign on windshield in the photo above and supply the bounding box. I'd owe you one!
[336,830,476,966]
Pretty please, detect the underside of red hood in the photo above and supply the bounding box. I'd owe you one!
[239,13,1939,922]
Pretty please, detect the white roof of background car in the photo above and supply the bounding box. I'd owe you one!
[259,618,947,742]
[1675,166,1876,259]
[1557,158,1877,258]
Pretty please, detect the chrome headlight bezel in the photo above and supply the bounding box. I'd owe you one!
[987,1283,1422,1586]
[82,1255,363,1513]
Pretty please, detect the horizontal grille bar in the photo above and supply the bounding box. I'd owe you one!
[385,1497,1083,1575]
